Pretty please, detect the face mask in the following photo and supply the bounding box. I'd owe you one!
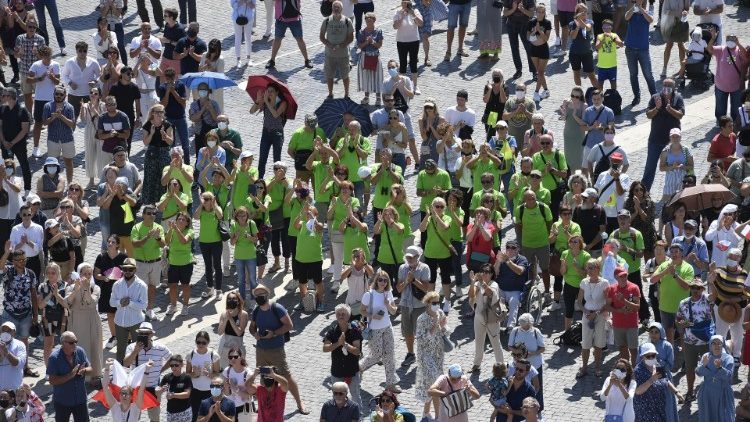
[217,122,228,130]
[46,166,58,175]
[613,369,626,380]
[388,68,398,78]
[521,170,530,176]
[516,91,525,100]
[262,377,275,388]
[492,76,502,83]
[198,90,208,98]
[726,41,737,49]
[207,141,217,149]
[644,358,657,366]
[4,167,13,177]
[187,29,198,38]
[684,233,694,240]
[727,258,739,268]
[662,87,673,96]
[604,134,615,142]
[692,33,702,42]
[210,387,222,397]
[0,401,9,408]
[255,295,268,306]
[431,304,440,313]
[227,300,238,310]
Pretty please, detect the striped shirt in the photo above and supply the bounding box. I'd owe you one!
[14,34,45,76]
[42,102,76,144]
[125,342,172,387]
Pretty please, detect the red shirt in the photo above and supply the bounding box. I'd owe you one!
[709,132,737,170]
[256,385,286,422]
[608,282,640,328]
[466,222,496,264]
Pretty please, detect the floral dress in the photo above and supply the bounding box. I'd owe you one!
[414,310,445,403]
[633,361,668,422]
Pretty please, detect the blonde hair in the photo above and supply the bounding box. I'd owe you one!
[148,103,166,122]
[422,291,440,305]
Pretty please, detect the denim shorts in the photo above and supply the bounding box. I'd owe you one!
[275,19,303,38]
[447,2,471,28]
[2,311,32,338]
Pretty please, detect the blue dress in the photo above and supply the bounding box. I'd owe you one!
[636,323,678,422]
[633,361,668,422]
[696,351,735,422]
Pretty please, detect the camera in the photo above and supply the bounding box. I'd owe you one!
[137,334,149,345]
[258,329,269,337]
[260,366,272,375]
[611,163,620,171]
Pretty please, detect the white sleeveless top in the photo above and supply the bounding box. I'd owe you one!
[224,366,251,406]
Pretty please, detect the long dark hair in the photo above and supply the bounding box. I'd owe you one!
[614,358,633,386]
[207,38,222,61]
[227,347,247,367]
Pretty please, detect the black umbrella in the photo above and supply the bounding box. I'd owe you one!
[314,97,373,139]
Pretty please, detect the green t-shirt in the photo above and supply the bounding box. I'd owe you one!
[656,260,695,313]
[471,158,502,192]
[561,249,591,288]
[289,126,327,153]
[131,222,164,261]
[160,192,190,219]
[312,160,335,204]
[343,226,370,265]
[295,221,323,263]
[231,168,259,210]
[532,150,569,192]
[510,172,532,205]
[231,220,257,260]
[377,223,405,265]
[448,208,464,242]
[211,128,243,173]
[198,208,222,243]
[596,33,619,69]
[330,196,361,231]
[247,195,272,225]
[391,202,412,238]
[168,227,194,266]
[416,169,452,212]
[335,135,371,183]
[514,202,553,248]
[266,177,290,214]
[611,228,645,274]
[205,183,230,211]
[424,214,453,259]
[287,199,306,237]
[551,221,581,253]
[470,189,507,211]
[371,163,403,209]
[531,185,551,206]
[162,164,195,204]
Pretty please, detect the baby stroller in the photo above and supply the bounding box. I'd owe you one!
[679,22,717,90]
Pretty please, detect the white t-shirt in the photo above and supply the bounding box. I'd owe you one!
[110,404,142,422]
[694,0,723,26]
[129,36,163,58]
[124,342,172,387]
[393,9,422,43]
[224,366,251,406]
[5,404,32,422]
[188,349,219,391]
[92,31,118,63]
[361,289,394,330]
[580,278,610,311]
[29,60,61,102]
[586,143,630,169]
[594,171,631,218]
[687,39,708,61]
[455,155,475,189]
[437,139,461,172]
[444,106,477,136]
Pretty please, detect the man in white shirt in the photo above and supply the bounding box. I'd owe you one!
[109,258,148,363]
[586,126,630,177]
[124,321,171,422]
[444,89,476,139]
[594,152,631,232]
[61,41,101,120]
[9,204,44,280]
[0,322,26,391]
[693,0,724,44]
[129,22,162,122]
[26,45,61,159]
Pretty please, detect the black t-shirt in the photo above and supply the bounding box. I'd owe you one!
[174,37,207,74]
[160,373,193,413]
[142,120,174,148]
[647,93,685,146]
[156,81,188,119]
[324,324,363,378]
[526,18,552,37]
[573,205,607,250]
[503,0,537,25]
[46,233,74,263]
[0,104,30,143]
[108,82,142,121]
[162,23,186,60]
[110,195,135,236]
[94,252,128,276]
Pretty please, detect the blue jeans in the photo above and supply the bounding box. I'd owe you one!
[642,140,668,192]
[715,87,743,122]
[392,153,406,175]
[258,129,284,178]
[35,0,65,49]
[625,47,656,99]
[235,258,257,301]
[168,116,190,164]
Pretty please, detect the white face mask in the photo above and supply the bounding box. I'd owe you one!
[604,134,615,142]
[207,141,217,149]
[692,33,702,42]
[613,369,626,380]
[726,41,737,49]
[431,304,440,313]
[644,358,657,366]
[727,258,739,268]
[46,166,58,175]
[217,122,228,130]
[662,87,673,96]
[198,90,208,98]
[516,91,526,100]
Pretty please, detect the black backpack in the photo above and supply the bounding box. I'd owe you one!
[603,89,622,115]
[591,144,619,182]
[554,321,582,347]
[320,0,332,16]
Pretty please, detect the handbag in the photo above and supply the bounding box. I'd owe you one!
[549,251,562,277]
[440,377,473,417]
[218,219,231,241]
[363,54,378,71]
[235,2,250,25]
[469,251,491,263]
[604,402,627,422]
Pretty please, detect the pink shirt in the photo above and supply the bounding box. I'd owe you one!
[435,375,474,422]
[713,46,748,92]
[558,0,578,12]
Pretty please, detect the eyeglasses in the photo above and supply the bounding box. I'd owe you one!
[196,341,208,346]
[65,340,78,345]
[380,398,393,403]
[506,246,518,250]
[228,355,240,360]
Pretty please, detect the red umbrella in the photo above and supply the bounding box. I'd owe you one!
[245,74,298,120]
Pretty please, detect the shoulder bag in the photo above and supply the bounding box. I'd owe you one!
[268,185,286,230]
[440,376,474,417]
[604,401,627,422]
[384,224,400,264]
[581,106,605,146]
[430,217,458,256]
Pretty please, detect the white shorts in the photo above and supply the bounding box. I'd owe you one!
[582,145,592,168]
[47,140,76,159]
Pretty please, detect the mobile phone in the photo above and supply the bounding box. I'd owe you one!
[260,367,271,375]
[655,366,665,376]
[377,309,386,316]
[137,334,149,345]
[248,184,257,196]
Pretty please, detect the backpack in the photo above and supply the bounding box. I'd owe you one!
[251,301,292,342]
[592,144,620,182]
[517,201,550,225]
[320,0,332,16]
[603,89,622,115]
[553,321,582,347]
[281,0,300,19]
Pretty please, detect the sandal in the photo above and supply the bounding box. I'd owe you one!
[575,368,587,379]
[458,50,469,57]
[297,407,311,415]
[268,263,281,273]
[424,59,432,67]
[444,52,451,62]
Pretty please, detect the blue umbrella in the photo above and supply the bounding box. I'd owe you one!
[314,97,373,139]
[179,71,238,90]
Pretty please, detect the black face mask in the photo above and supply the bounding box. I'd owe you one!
[493,77,502,83]
[262,377,275,388]
[255,295,268,306]
[0,400,9,408]
[226,300,238,310]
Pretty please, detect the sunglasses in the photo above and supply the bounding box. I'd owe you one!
[69,187,81,192]
[506,246,518,250]
[380,398,393,403]
[209,384,223,389]
[434,204,445,209]
[377,278,389,282]
[144,212,156,216]
[170,363,182,367]
[530,175,542,179]
[228,355,240,360]
[60,205,72,209]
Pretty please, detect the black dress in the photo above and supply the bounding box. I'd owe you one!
[94,252,128,314]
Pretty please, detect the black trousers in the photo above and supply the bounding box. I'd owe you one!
[178,0,197,24]
[136,0,164,27]
[2,139,32,191]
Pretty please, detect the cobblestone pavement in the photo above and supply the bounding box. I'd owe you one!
[8,0,750,420]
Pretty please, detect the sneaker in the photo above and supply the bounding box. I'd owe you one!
[316,302,324,313]
[455,284,463,297]
[512,70,522,79]
[216,291,223,300]
[549,301,561,311]
[304,59,313,69]
[533,91,541,102]
[32,147,42,158]
[414,87,421,95]
[265,59,275,69]
[552,49,566,58]
[146,309,155,320]
[442,300,451,314]
[285,279,300,291]
[105,336,117,350]
[327,266,334,275]
[631,96,640,106]
[540,90,550,99]
[159,281,168,289]
[202,287,215,298]
[236,57,242,66]
[180,305,189,315]
[166,304,177,315]
[331,280,341,293]
[60,48,67,56]
[401,352,415,367]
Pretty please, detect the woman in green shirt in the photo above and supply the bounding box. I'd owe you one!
[247,179,270,279]
[446,189,466,295]
[327,180,361,290]
[419,197,454,305]
[548,204,582,313]
[287,180,310,288]
[266,163,292,274]
[559,234,590,330]
[385,184,414,252]
[158,178,189,229]
[339,205,370,266]
[293,202,325,312]
[192,191,224,299]
[166,212,195,315]
[230,206,258,303]
[374,206,405,287]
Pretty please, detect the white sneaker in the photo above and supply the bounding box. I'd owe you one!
[236,57,242,66]
[202,288,214,298]
[533,91,542,102]
[285,279,300,291]
[146,309,156,320]
[32,147,42,158]
[216,291,223,300]
[455,285,463,297]
[104,336,117,350]
[549,301,561,311]
[60,48,67,56]
[166,304,177,315]
[159,281,168,289]
[331,280,341,293]
[540,90,550,99]
[442,300,451,314]
[414,87,421,95]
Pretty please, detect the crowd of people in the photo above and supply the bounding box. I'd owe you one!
[0,0,748,420]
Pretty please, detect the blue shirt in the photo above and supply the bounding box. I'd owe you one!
[253,302,288,350]
[370,108,406,150]
[672,235,709,276]
[625,10,652,50]
[502,379,536,422]
[497,254,530,292]
[46,346,90,406]
[198,396,236,422]
[582,105,615,148]
[569,19,593,54]
[42,101,75,143]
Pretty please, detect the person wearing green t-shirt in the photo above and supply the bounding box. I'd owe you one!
[374,206,406,285]
[248,179,271,280]
[286,181,311,287]
[527,170,552,206]
[304,138,340,225]
[265,163,292,274]
[228,151,260,211]
[230,206,258,303]
[559,234,590,330]
[210,115,243,174]
[446,190,466,294]
[334,120,371,205]
[548,205,582,311]
[131,205,166,321]
[469,173,509,216]
[419,197,455,309]
[515,189,553,296]
[610,210,648,324]
[165,212,194,315]
[594,20,623,91]
[192,191,225,299]
[288,115,328,183]
[339,207,370,266]
[416,160,452,248]
[650,243,695,344]
[157,178,189,224]
[370,149,404,264]
[202,169,231,212]
[531,134,569,217]
[386,184,414,250]
[293,202,325,312]
[466,144,503,192]
[161,148,195,207]
[509,156,533,210]
[326,181,361,291]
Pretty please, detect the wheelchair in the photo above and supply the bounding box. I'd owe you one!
[679,23,718,91]
[518,271,545,326]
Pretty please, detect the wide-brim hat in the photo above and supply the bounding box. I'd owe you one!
[718,302,742,323]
